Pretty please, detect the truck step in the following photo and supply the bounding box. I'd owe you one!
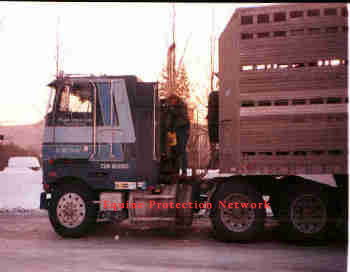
[133,195,176,200]
[131,217,175,222]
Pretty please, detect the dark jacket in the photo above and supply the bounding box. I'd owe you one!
[168,97,190,131]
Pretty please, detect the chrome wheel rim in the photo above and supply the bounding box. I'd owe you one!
[220,193,255,232]
[290,194,327,234]
[57,193,86,228]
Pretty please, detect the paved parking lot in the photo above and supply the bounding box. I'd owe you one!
[0,213,346,272]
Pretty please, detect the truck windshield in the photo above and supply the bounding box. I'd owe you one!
[59,86,92,113]
[56,84,93,126]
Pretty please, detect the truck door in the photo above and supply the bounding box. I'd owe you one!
[91,79,136,161]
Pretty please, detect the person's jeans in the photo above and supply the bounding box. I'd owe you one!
[175,126,189,175]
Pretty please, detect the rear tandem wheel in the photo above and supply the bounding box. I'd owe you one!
[211,182,266,242]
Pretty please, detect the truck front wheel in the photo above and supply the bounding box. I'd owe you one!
[49,185,97,238]
[212,182,265,242]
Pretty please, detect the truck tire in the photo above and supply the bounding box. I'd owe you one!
[212,182,265,242]
[333,175,348,240]
[48,185,98,238]
[279,184,333,241]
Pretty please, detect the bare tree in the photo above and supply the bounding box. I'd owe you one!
[159,5,192,100]
[158,5,215,173]
[159,63,192,100]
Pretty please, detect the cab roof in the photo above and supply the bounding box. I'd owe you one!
[48,74,144,88]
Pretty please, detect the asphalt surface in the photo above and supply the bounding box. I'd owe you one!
[0,212,347,272]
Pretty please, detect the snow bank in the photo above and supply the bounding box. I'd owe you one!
[8,156,40,168]
[0,169,43,209]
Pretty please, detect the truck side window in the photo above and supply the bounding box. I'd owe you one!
[95,95,104,126]
[95,82,120,126]
[112,96,120,127]
[56,85,93,126]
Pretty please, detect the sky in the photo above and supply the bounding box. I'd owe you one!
[0,2,269,125]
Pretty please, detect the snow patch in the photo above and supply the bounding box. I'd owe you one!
[8,156,40,168]
[0,169,42,210]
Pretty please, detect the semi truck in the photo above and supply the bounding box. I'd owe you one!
[40,3,348,242]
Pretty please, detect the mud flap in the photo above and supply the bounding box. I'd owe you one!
[40,192,49,210]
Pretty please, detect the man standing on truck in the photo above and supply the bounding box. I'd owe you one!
[168,94,190,176]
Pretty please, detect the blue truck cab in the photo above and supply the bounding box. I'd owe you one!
[42,75,160,192]
[40,75,194,237]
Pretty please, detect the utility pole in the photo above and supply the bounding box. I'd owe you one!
[56,16,61,78]
[171,4,176,91]
[178,33,191,72]
[208,7,219,170]
[210,7,216,93]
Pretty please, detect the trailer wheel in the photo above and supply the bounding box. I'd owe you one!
[279,186,332,241]
[49,185,97,238]
[212,182,265,242]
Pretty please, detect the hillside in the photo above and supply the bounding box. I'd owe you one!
[0,120,44,153]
